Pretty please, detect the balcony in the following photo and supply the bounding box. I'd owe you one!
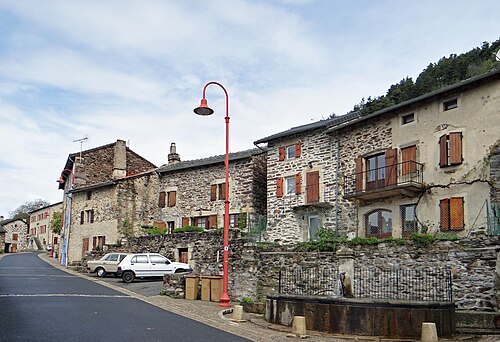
[344,161,424,200]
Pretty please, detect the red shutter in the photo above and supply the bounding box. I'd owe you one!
[401,145,417,175]
[80,211,84,224]
[450,197,464,230]
[355,157,363,192]
[295,173,301,195]
[295,142,301,158]
[182,217,189,227]
[102,236,106,246]
[209,214,218,229]
[276,177,283,198]
[210,184,217,201]
[279,146,285,161]
[385,148,398,186]
[158,191,166,208]
[449,132,462,165]
[440,199,450,231]
[168,191,176,207]
[439,134,448,167]
[219,183,226,201]
[306,171,320,204]
[90,209,94,223]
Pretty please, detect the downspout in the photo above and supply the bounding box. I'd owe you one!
[335,138,340,231]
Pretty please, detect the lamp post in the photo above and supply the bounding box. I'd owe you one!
[194,82,231,307]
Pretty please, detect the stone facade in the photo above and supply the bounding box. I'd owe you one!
[156,149,266,232]
[58,139,157,264]
[28,202,63,251]
[0,218,28,252]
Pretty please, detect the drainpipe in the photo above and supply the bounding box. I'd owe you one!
[335,138,340,231]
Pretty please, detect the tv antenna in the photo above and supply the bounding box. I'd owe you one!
[73,135,89,159]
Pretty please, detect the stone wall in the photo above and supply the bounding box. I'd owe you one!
[2,219,28,252]
[490,144,500,205]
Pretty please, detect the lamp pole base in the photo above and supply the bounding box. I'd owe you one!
[219,292,231,307]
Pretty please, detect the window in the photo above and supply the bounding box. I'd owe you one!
[308,215,320,240]
[278,142,302,161]
[439,132,462,167]
[401,204,417,235]
[12,233,18,241]
[402,113,414,125]
[365,209,392,238]
[53,237,58,245]
[365,153,385,190]
[440,197,464,231]
[443,98,458,111]
[92,235,105,249]
[229,214,239,228]
[86,191,92,200]
[106,254,119,262]
[401,145,417,176]
[167,191,176,207]
[284,176,296,195]
[193,217,208,229]
[149,255,166,264]
[210,183,227,201]
[80,209,94,224]
[167,221,175,234]
[131,255,148,263]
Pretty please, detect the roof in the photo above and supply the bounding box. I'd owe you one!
[157,148,265,174]
[29,201,63,215]
[254,111,360,144]
[327,69,500,133]
[0,218,27,226]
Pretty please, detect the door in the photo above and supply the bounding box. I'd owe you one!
[11,244,17,253]
[82,238,89,258]
[178,248,188,264]
[308,215,320,240]
[366,153,385,190]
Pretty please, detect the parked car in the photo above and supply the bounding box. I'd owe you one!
[87,253,129,277]
[117,253,192,283]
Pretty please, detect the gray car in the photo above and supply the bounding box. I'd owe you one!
[87,253,129,277]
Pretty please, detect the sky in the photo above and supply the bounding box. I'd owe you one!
[0,0,499,217]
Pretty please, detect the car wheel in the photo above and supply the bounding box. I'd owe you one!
[122,271,135,283]
[96,267,107,278]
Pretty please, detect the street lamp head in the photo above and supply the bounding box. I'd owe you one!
[194,98,214,116]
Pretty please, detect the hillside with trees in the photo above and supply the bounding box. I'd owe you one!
[346,39,500,117]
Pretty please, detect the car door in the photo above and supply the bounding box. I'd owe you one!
[149,254,175,277]
[130,255,150,277]
[104,254,119,273]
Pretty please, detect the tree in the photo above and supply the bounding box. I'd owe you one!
[9,199,51,220]
[51,211,62,235]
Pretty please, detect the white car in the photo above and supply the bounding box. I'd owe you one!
[116,253,192,283]
[87,253,129,277]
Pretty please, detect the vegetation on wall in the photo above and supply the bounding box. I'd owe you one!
[51,211,62,235]
[341,40,500,118]
[141,224,166,236]
[172,226,204,233]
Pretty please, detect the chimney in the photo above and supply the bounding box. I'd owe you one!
[113,139,127,179]
[73,157,87,186]
[168,142,181,164]
[0,215,4,222]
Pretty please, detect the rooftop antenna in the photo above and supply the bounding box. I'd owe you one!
[73,135,89,159]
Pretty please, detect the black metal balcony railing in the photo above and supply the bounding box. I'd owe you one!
[344,161,424,199]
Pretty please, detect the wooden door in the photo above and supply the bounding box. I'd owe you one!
[179,248,188,264]
[82,238,89,257]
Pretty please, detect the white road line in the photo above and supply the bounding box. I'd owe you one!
[0,294,130,298]
[0,274,76,277]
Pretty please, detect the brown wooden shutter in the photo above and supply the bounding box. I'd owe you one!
[295,173,302,195]
[181,217,189,227]
[440,198,450,231]
[279,146,285,161]
[439,134,448,167]
[90,209,94,223]
[450,197,464,230]
[306,171,320,204]
[449,132,462,165]
[80,211,84,224]
[276,177,283,198]
[385,148,398,186]
[210,184,217,201]
[93,236,97,248]
[219,183,226,201]
[355,157,363,192]
[401,145,417,175]
[295,142,301,158]
[158,191,166,208]
[209,214,218,229]
[102,236,106,246]
[168,191,176,207]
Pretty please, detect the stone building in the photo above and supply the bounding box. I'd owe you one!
[57,139,157,265]
[254,113,359,243]
[0,218,28,253]
[156,145,267,239]
[28,201,63,252]
[330,69,500,238]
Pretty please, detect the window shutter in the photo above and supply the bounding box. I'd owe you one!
[306,171,320,204]
[209,214,218,229]
[219,183,226,201]
[181,217,189,227]
[439,134,448,167]
[276,177,283,198]
[168,191,176,207]
[295,142,301,158]
[80,211,84,224]
[295,173,302,195]
[401,145,417,175]
[385,148,398,186]
[93,236,97,248]
[158,191,166,208]
[90,209,94,223]
[279,146,285,161]
[449,132,462,165]
[355,157,363,192]
[450,197,464,230]
[102,236,106,246]
[210,184,217,201]
[439,198,450,231]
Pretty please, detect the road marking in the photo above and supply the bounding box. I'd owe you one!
[0,274,77,277]
[0,294,130,298]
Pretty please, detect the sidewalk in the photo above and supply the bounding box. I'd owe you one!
[37,253,494,342]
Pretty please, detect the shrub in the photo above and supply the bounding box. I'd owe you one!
[173,226,204,233]
[240,297,254,304]
[410,232,435,245]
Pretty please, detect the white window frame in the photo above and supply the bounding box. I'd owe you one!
[286,145,296,160]
[284,176,296,195]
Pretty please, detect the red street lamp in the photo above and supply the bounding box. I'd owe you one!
[194,82,231,307]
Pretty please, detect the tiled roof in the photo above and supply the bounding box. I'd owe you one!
[254,112,360,144]
[157,148,266,173]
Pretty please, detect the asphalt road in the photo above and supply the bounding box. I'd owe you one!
[0,252,250,342]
